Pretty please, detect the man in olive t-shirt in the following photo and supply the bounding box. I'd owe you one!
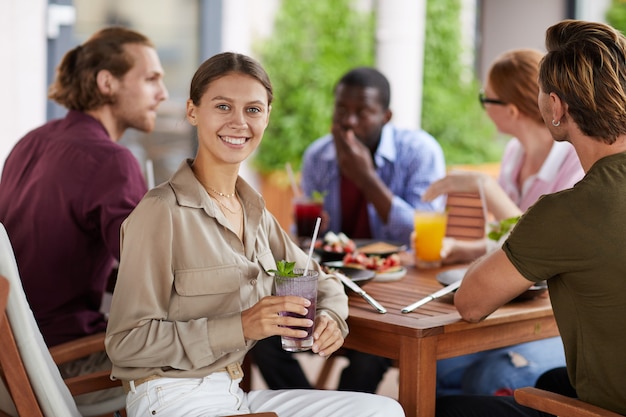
[436,19,626,417]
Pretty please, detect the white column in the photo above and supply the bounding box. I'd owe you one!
[375,0,426,130]
[0,0,48,174]
[575,0,611,21]
[221,0,251,54]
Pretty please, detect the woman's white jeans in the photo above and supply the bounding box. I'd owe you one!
[125,372,404,417]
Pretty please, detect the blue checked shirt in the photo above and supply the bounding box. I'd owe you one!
[301,124,446,246]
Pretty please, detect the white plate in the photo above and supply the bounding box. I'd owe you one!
[374,267,407,282]
[321,261,376,286]
[324,261,407,282]
[436,268,467,286]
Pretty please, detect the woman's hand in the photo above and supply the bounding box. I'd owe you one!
[441,237,488,264]
[311,314,344,357]
[408,233,486,265]
[424,171,522,221]
[423,171,488,202]
[241,296,312,341]
[241,297,344,357]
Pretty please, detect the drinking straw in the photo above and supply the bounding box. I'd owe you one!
[303,217,322,276]
[146,159,155,189]
[285,162,301,198]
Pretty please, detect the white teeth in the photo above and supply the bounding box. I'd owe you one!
[221,136,247,145]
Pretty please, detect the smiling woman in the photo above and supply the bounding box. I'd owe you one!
[104,51,405,417]
[185,59,273,240]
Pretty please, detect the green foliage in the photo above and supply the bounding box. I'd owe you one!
[421,0,502,164]
[269,260,301,277]
[606,0,626,34]
[487,216,520,241]
[253,0,502,173]
[253,0,375,174]
[311,190,327,203]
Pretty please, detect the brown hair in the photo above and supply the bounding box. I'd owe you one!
[488,49,544,125]
[539,19,626,144]
[189,52,273,106]
[48,27,154,111]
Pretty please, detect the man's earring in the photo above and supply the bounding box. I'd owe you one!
[552,119,561,127]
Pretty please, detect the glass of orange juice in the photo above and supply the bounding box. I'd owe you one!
[413,210,448,268]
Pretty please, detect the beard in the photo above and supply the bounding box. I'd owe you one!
[115,104,157,134]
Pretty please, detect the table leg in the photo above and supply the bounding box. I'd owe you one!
[398,336,437,417]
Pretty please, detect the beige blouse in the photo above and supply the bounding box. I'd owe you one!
[105,159,349,381]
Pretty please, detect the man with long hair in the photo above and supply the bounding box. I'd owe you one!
[0,26,168,403]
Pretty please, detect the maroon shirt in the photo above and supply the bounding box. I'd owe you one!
[0,111,147,346]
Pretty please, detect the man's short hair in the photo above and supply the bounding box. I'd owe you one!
[335,67,391,110]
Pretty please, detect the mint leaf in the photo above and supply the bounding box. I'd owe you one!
[268,260,302,277]
[311,190,327,203]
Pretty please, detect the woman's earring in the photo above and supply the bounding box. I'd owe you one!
[552,119,561,127]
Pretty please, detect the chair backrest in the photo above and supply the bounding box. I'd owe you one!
[0,223,81,417]
[445,192,486,240]
[514,387,623,417]
[0,276,43,416]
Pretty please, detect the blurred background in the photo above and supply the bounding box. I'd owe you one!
[1,0,621,229]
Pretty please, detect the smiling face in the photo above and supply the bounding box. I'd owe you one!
[186,72,271,167]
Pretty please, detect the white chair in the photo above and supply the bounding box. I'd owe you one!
[0,222,125,417]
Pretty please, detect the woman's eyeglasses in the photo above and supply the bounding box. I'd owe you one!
[478,90,507,108]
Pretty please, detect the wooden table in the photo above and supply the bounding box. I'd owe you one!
[342,264,559,417]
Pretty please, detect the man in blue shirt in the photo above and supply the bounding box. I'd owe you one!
[301,81,445,244]
[252,67,445,392]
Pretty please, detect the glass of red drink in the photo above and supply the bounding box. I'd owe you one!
[293,197,323,239]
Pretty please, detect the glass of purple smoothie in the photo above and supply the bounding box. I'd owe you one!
[274,269,318,352]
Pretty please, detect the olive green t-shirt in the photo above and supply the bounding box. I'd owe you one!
[503,151,626,415]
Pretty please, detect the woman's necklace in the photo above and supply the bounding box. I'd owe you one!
[207,188,242,214]
[209,191,244,240]
[207,186,236,199]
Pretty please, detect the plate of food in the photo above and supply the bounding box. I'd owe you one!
[329,252,407,282]
[436,267,548,300]
[314,232,358,263]
[314,232,406,263]
[322,262,376,286]
[373,266,407,282]
[353,239,407,256]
